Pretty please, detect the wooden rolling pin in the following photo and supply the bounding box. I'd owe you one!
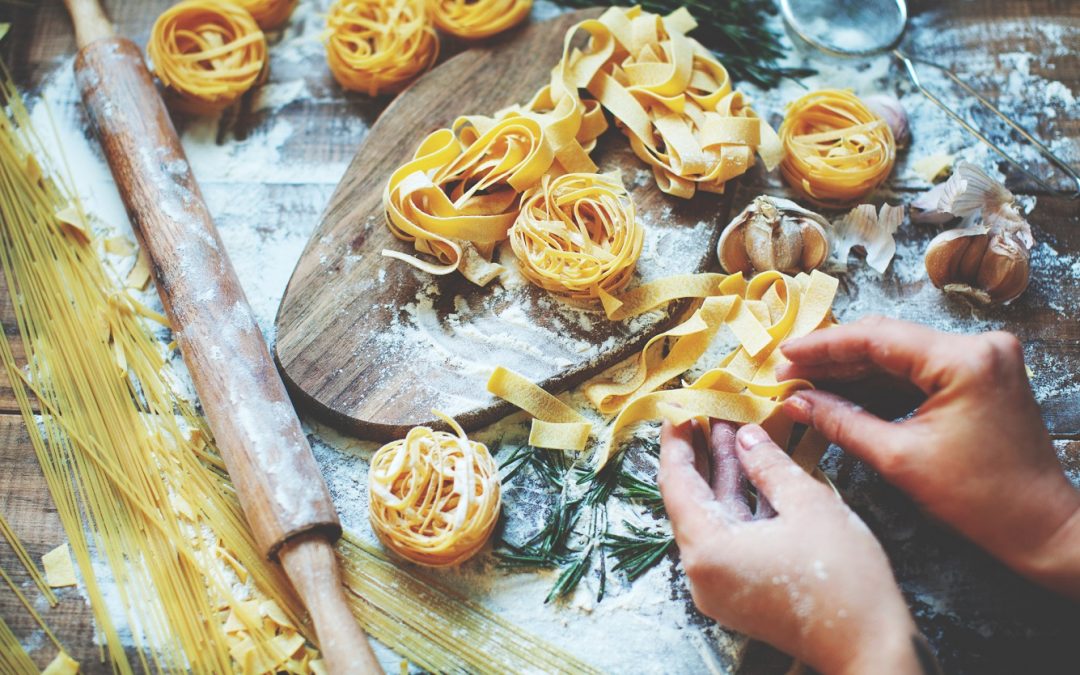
[63,1,380,672]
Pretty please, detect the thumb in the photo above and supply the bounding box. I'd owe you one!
[734,425,832,513]
[783,390,903,475]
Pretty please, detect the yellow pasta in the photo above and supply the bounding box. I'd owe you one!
[232,0,298,29]
[368,412,501,567]
[509,171,642,301]
[325,0,440,96]
[490,270,840,469]
[584,7,782,198]
[383,6,779,291]
[779,89,896,208]
[427,0,532,39]
[148,0,268,114]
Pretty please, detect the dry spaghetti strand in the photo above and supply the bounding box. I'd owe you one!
[427,0,532,39]
[368,412,501,567]
[325,0,439,96]
[148,0,268,114]
[779,89,896,208]
[509,171,643,302]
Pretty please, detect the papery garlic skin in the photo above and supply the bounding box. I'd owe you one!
[718,196,830,275]
[864,94,910,148]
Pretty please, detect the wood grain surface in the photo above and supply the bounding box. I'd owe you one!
[274,8,730,439]
[0,1,1078,674]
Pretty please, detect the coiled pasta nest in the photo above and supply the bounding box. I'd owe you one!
[148,0,268,114]
[509,172,643,302]
[779,89,896,208]
[368,412,501,567]
[325,0,440,96]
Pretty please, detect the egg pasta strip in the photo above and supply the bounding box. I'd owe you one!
[487,366,592,451]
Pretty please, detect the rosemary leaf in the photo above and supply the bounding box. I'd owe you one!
[605,522,675,581]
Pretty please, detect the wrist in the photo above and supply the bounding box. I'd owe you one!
[1011,489,1080,600]
[817,605,923,675]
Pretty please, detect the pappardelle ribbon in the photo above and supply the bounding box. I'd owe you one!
[488,270,840,469]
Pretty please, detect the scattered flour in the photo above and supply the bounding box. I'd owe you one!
[17,1,1080,673]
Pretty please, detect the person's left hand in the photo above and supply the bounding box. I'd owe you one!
[659,419,923,675]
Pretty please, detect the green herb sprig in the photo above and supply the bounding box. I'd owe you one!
[605,521,675,581]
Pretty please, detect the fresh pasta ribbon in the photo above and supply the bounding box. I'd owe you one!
[148,0,268,114]
[233,0,298,29]
[779,89,896,208]
[382,6,776,289]
[583,6,782,198]
[325,0,440,97]
[487,366,592,451]
[368,411,501,567]
[590,270,838,468]
[509,171,643,301]
[427,0,532,39]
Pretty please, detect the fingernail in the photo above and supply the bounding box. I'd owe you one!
[785,392,813,420]
[736,425,771,450]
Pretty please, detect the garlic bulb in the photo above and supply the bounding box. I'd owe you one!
[717,196,830,275]
[921,162,1034,305]
[863,94,910,148]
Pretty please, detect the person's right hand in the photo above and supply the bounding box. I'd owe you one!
[777,316,1080,600]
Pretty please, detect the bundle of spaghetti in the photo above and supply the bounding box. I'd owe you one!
[148,0,268,114]
[427,0,532,39]
[490,269,840,469]
[369,411,501,567]
[2,65,600,674]
[779,89,896,208]
[0,71,320,673]
[0,613,36,675]
[233,0,298,29]
[337,533,603,675]
[582,7,783,198]
[508,171,643,301]
[0,511,57,606]
[325,0,440,96]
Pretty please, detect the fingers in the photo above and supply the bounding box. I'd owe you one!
[775,359,880,383]
[784,390,902,475]
[659,420,729,542]
[708,420,752,520]
[780,316,955,394]
[734,425,832,513]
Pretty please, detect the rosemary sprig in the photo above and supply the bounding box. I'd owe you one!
[555,0,815,88]
[616,471,665,517]
[605,521,675,581]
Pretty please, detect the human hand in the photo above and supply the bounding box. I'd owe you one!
[659,419,924,675]
[777,316,1080,599]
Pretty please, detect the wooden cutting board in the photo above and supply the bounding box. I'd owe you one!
[274,9,734,440]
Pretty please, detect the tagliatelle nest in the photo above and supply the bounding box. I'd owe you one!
[147,0,268,114]
[779,89,896,208]
[426,0,532,39]
[232,0,299,29]
[509,171,643,302]
[368,412,501,567]
[325,0,440,96]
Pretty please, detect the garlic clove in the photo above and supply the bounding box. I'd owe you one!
[717,196,830,275]
[863,94,909,148]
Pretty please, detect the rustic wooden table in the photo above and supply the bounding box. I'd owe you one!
[1,1,1077,673]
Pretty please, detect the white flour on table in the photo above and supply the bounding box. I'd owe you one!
[20,1,1080,672]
